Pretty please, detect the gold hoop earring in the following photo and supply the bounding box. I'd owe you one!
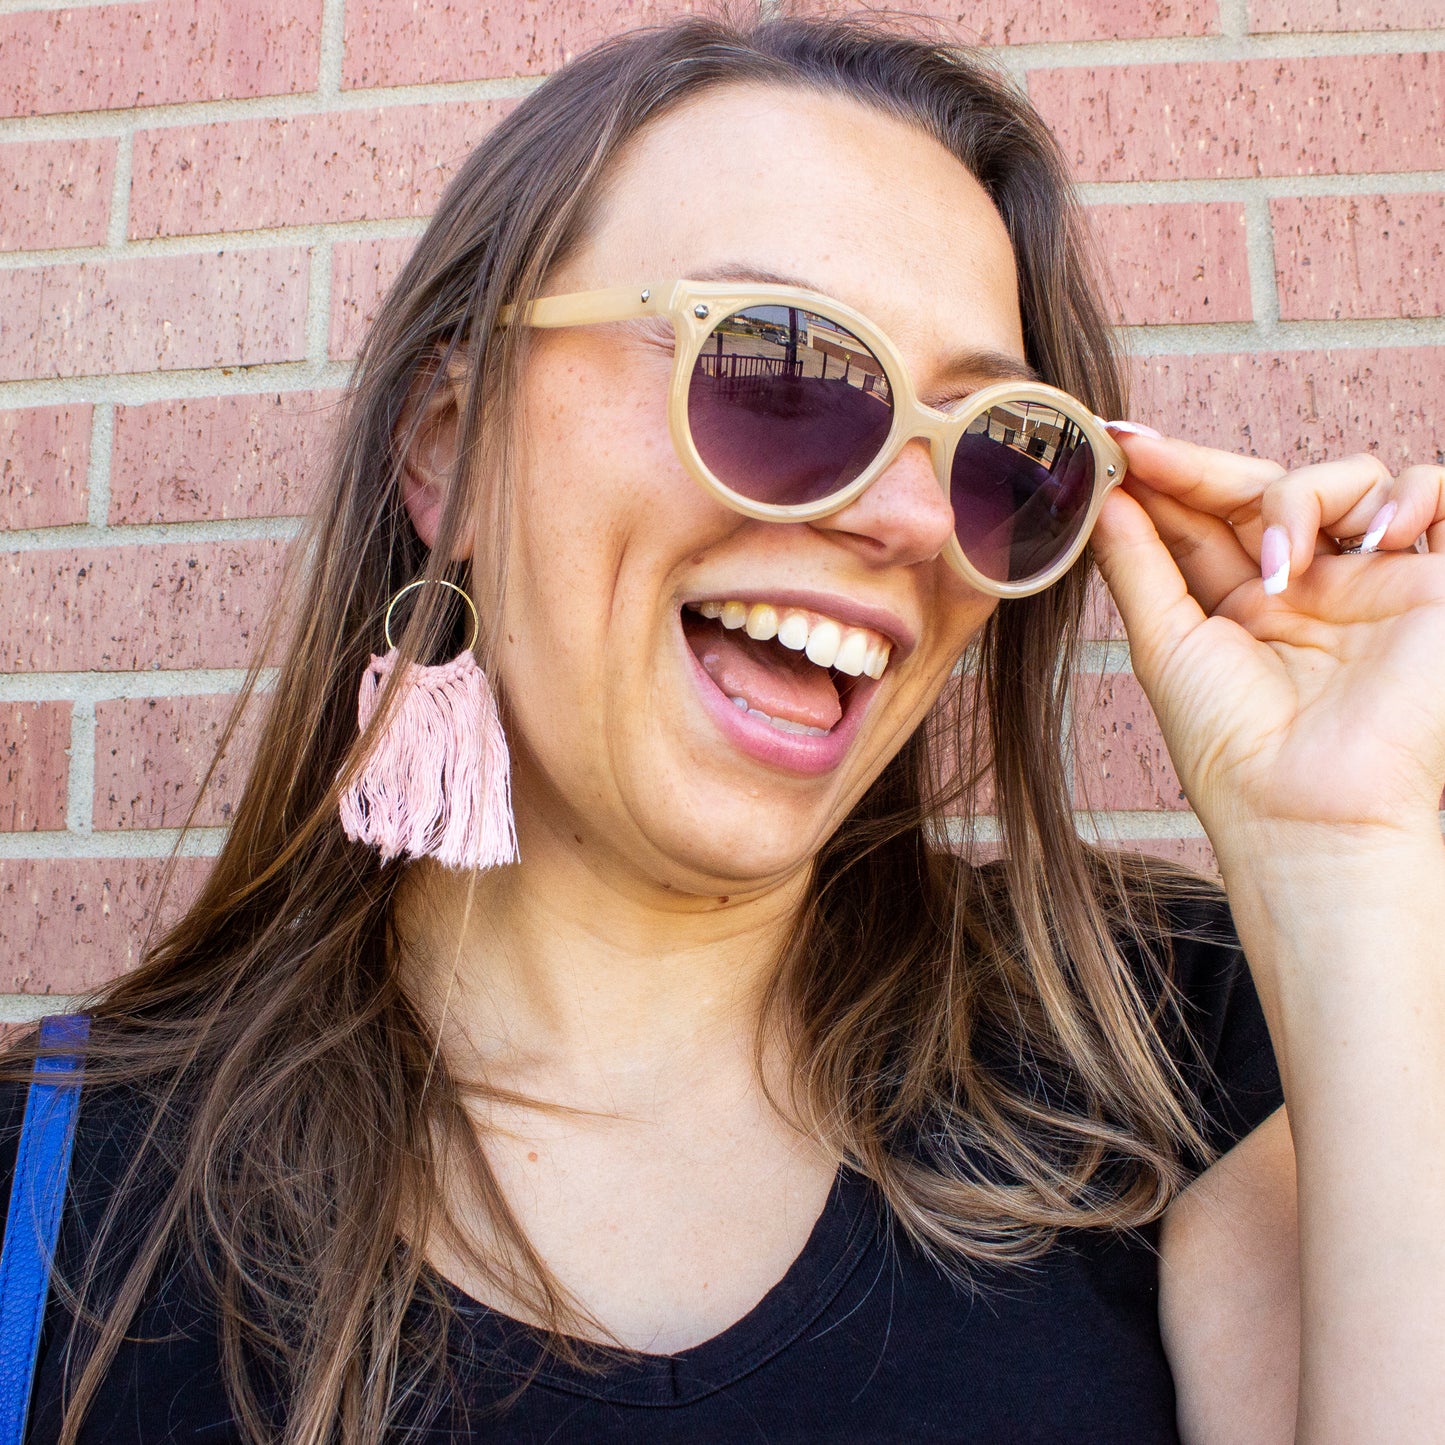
[338,578,518,871]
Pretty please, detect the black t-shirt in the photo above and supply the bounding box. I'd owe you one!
[2,896,1283,1443]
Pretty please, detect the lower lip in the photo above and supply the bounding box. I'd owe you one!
[679,620,877,777]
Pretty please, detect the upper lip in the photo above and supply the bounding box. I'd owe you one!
[681,587,917,660]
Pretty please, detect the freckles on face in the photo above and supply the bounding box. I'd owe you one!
[489,84,1026,886]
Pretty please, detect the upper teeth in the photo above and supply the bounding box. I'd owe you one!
[691,600,892,679]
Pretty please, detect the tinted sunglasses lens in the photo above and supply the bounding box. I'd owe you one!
[687,306,893,507]
[950,402,1096,584]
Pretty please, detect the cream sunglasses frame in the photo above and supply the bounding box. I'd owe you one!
[498,279,1128,598]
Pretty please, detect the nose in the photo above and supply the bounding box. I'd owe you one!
[809,437,955,569]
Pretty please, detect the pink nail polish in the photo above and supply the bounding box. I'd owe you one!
[1359,499,1398,553]
[1103,420,1163,439]
[1260,525,1291,595]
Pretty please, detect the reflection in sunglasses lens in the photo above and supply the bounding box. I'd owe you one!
[950,402,1094,583]
[687,306,894,506]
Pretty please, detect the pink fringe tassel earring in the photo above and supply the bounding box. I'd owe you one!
[338,578,519,870]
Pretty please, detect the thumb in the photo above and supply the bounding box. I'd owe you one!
[1089,488,1208,687]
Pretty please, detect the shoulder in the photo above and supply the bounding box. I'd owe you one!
[0,1027,168,1253]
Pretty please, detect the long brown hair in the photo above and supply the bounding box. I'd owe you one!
[8,12,1212,1443]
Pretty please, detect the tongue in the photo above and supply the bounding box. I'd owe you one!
[684,614,843,731]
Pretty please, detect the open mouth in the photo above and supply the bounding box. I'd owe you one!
[681,599,893,740]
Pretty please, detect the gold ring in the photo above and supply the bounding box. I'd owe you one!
[383,578,480,652]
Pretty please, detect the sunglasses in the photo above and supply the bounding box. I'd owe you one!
[498,280,1127,597]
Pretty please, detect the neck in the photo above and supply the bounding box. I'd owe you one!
[394,817,811,1110]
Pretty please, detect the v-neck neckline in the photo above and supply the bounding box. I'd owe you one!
[440,1165,880,1406]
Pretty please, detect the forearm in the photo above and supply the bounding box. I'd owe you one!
[1221,831,1445,1444]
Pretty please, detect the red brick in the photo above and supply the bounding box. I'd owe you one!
[0,539,290,673]
[1272,194,1445,321]
[329,236,414,360]
[1127,347,1445,472]
[1,406,91,529]
[343,0,698,89]
[130,103,510,239]
[1250,0,1445,30]
[0,703,70,832]
[1030,53,1445,182]
[0,857,209,993]
[1105,835,1218,876]
[0,139,115,251]
[0,249,309,382]
[110,391,341,524]
[790,0,1217,42]
[1074,672,1189,811]
[1090,202,1251,325]
[0,0,321,119]
[94,693,263,829]
[1083,577,1127,641]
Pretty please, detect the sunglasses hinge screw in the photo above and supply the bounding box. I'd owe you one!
[693,304,710,319]
[1106,464,1117,477]
[640,288,650,302]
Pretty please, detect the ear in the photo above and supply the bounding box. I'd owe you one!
[398,358,474,561]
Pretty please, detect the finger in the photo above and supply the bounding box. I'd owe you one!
[1090,487,1209,679]
[1256,457,1445,591]
[1123,480,1257,615]
[1105,429,1288,519]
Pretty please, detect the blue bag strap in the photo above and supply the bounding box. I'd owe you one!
[0,1014,89,1445]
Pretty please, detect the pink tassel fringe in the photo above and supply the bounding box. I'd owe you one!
[338,649,519,870]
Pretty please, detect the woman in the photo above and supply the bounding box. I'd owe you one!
[3,13,1442,1444]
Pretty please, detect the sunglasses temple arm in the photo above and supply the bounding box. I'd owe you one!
[497,283,672,329]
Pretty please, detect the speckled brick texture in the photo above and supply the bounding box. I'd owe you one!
[1031,53,1445,181]
[0,250,310,381]
[1129,348,1445,469]
[94,694,262,829]
[1074,673,1189,812]
[0,859,209,992]
[2,0,1443,997]
[329,236,417,359]
[110,392,341,523]
[2,406,91,530]
[0,0,322,118]
[1,703,71,832]
[0,139,116,251]
[1272,194,1445,321]
[1249,0,1445,29]
[0,540,291,673]
[792,0,1219,42]
[1091,202,1251,325]
[342,0,700,89]
[130,103,511,238]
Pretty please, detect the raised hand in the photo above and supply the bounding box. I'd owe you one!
[1088,436,1445,868]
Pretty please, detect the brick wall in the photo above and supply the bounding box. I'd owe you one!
[2,0,1442,1015]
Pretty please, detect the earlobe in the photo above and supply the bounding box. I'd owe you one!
[397,361,475,561]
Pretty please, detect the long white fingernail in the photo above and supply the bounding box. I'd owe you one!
[1102,419,1163,438]
[1261,525,1291,595]
[1359,499,1398,554]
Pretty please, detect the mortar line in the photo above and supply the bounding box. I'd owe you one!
[0,996,83,1024]
[0,670,274,703]
[317,0,347,97]
[0,73,545,143]
[1243,192,1283,335]
[1215,0,1250,40]
[103,126,133,248]
[0,213,431,270]
[82,401,113,527]
[64,697,95,834]
[0,828,228,860]
[305,243,333,366]
[2,515,304,550]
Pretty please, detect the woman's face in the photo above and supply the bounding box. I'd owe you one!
[492,83,1029,897]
